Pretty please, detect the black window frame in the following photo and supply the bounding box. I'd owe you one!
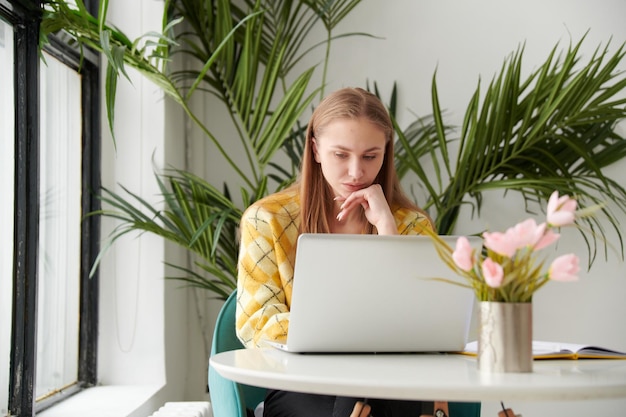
[3,0,101,415]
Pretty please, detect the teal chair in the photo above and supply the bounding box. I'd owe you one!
[208,290,481,417]
[449,401,481,417]
[208,290,266,417]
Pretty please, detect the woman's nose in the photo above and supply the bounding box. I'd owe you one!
[348,158,364,180]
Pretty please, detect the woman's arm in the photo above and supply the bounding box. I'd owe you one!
[235,206,293,348]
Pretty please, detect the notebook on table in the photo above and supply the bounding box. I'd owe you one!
[269,233,483,353]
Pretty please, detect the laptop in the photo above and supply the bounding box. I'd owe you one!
[270,233,482,353]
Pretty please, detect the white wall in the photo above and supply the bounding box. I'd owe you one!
[95,0,206,414]
[96,0,215,410]
[195,1,626,416]
[98,0,166,388]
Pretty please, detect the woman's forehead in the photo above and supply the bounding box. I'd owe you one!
[317,117,383,135]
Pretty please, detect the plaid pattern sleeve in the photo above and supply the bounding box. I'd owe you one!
[235,190,300,348]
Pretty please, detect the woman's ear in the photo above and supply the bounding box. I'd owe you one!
[312,138,321,163]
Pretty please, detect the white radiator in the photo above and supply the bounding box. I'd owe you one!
[148,402,212,417]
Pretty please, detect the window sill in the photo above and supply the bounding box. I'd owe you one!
[38,385,163,417]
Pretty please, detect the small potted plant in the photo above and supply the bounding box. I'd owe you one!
[424,191,586,372]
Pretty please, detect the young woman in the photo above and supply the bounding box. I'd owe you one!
[235,87,447,417]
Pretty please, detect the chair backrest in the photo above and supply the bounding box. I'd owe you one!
[208,291,480,417]
[208,290,266,417]
[450,401,481,417]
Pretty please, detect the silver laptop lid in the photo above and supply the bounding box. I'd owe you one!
[285,233,482,353]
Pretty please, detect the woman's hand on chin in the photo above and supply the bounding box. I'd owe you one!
[334,184,397,235]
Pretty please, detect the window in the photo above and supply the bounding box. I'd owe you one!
[36,50,83,404]
[0,15,15,417]
[2,0,101,415]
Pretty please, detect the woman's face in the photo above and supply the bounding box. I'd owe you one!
[312,117,386,198]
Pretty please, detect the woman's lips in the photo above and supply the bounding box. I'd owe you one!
[343,183,365,192]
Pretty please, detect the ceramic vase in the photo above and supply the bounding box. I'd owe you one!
[478,301,533,373]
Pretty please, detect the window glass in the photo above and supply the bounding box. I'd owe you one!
[36,51,82,400]
[0,17,14,416]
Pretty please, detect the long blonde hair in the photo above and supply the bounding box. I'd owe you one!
[295,87,425,234]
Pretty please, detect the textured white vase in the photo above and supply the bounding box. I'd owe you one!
[478,301,533,373]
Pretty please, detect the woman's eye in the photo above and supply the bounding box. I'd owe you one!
[334,153,347,159]
[363,155,377,161]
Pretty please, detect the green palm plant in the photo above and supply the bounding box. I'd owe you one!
[168,0,372,192]
[93,167,243,299]
[41,0,368,299]
[395,36,626,263]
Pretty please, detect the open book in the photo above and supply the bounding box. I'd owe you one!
[462,340,626,360]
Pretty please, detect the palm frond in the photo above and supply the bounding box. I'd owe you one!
[91,166,244,290]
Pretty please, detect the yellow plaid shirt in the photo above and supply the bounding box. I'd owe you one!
[236,188,434,348]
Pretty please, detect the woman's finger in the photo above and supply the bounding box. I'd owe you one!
[349,401,371,417]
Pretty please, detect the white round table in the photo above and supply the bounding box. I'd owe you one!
[210,348,626,402]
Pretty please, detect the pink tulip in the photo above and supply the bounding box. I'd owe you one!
[549,254,580,282]
[510,219,546,248]
[547,191,577,227]
[482,257,504,288]
[534,228,560,250]
[452,236,475,271]
[482,231,518,258]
